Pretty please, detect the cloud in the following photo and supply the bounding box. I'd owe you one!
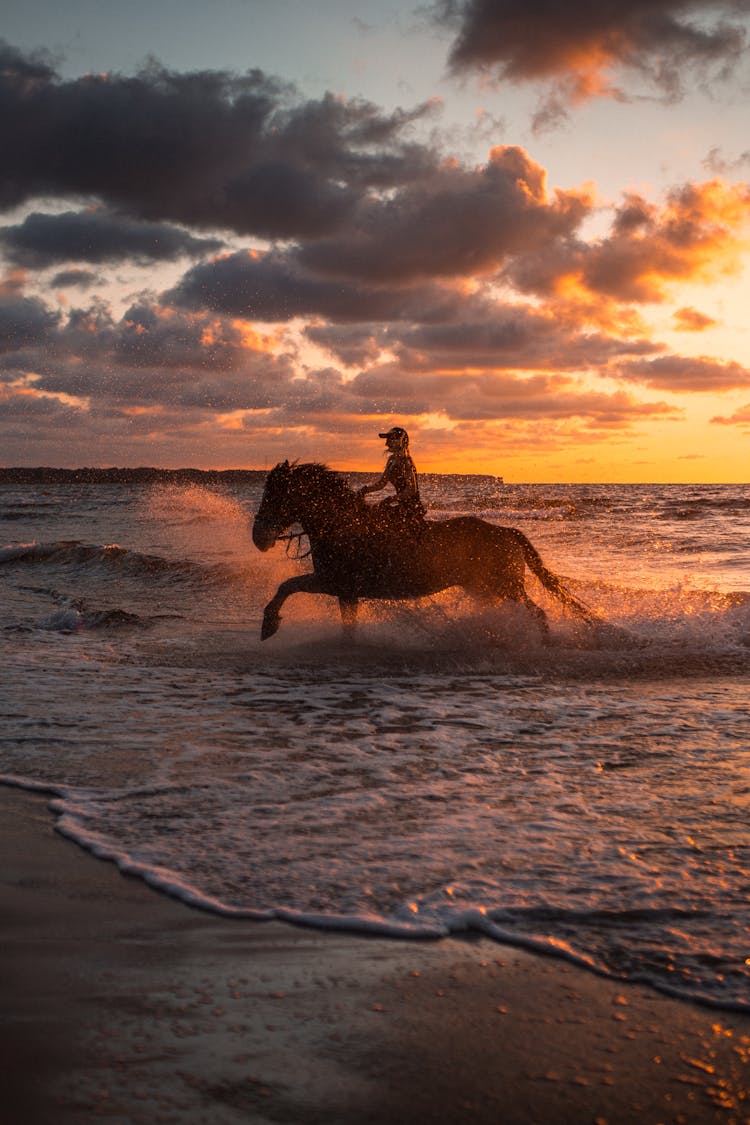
[298,146,592,283]
[50,269,101,289]
[672,306,718,331]
[170,146,593,317]
[0,209,224,267]
[703,145,750,175]
[389,308,655,372]
[434,1,749,112]
[305,324,388,368]
[0,292,60,351]
[711,402,750,425]
[505,179,750,307]
[2,40,746,470]
[0,42,437,239]
[25,300,301,409]
[618,354,750,391]
[169,247,472,323]
[346,363,678,426]
[1,280,680,440]
[171,246,661,379]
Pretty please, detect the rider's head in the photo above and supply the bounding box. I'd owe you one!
[379,426,409,453]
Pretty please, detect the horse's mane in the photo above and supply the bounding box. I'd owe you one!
[284,461,357,502]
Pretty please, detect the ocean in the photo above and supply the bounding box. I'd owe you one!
[2,471,749,1012]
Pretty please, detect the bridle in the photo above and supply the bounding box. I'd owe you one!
[277,530,311,559]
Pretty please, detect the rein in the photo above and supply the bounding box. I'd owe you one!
[277,530,311,559]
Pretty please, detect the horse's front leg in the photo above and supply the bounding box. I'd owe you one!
[338,597,359,638]
[261,574,323,640]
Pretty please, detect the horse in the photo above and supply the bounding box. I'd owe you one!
[251,460,600,641]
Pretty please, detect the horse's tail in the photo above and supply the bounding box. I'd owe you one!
[513,529,601,624]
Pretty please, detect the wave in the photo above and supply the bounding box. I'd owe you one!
[0,539,241,587]
[657,497,750,519]
[427,487,750,526]
[1,771,747,1012]
[3,538,748,671]
[431,496,608,520]
[37,600,165,633]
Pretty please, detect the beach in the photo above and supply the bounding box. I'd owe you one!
[3,788,749,1125]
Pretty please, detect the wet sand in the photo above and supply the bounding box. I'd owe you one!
[2,787,749,1125]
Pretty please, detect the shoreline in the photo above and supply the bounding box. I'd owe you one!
[3,787,749,1125]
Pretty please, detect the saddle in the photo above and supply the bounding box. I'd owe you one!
[365,496,426,542]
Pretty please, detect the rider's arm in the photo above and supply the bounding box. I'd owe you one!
[359,459,394,496]
[359,471,388,496]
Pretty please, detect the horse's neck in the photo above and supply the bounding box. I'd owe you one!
[295,481,359,540]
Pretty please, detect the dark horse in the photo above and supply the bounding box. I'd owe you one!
[252,461,599,640]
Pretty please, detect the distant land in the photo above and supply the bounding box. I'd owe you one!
[0,466,269,485]
[0,466,502,485]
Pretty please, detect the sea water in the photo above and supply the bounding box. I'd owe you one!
[1,473,749,1011]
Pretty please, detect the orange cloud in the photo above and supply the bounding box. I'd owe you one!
[619,355,750,392]
[594,180,750,300]
[440,0,748,122]
[231,319,283,353]
[711,403,750,426]
[672,306,718,332]
[199,320,223,348]
[506,178,750,319]
[120,405,164,417]
[0,269,29,297]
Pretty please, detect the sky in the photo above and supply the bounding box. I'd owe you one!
[2,0,750,481]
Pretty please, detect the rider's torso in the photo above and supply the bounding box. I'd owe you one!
[384,452,420,501]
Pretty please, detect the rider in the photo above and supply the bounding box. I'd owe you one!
[358,426,425,532]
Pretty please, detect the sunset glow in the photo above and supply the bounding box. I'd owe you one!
[1,2,750,480]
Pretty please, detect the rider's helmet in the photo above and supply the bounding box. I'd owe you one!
[379,426,409,452]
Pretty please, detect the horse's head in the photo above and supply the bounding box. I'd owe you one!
[253,460,359,551]
[252,460,298,551]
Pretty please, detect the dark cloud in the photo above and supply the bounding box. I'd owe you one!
[618,355,750,391]
[435,1,749,101]
[2,282,681,435]
[50,268,101,289]
[390,310,655,372]
[305,324,389,368]
[303,298,657,391]
[0,292,60,352]
[0,383,78,415]
[0,42,437,240]
[1,37,743,467]
[169,248,472,323]
[298,146,591,283]
[1,293,330,414]
[0,209,224,267]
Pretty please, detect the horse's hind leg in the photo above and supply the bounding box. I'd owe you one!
[339,597,359,638]
[520,592,550,641]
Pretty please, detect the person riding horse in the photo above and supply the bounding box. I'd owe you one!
[358,426,425,536]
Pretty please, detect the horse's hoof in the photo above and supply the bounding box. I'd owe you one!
[261,612,280,640]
